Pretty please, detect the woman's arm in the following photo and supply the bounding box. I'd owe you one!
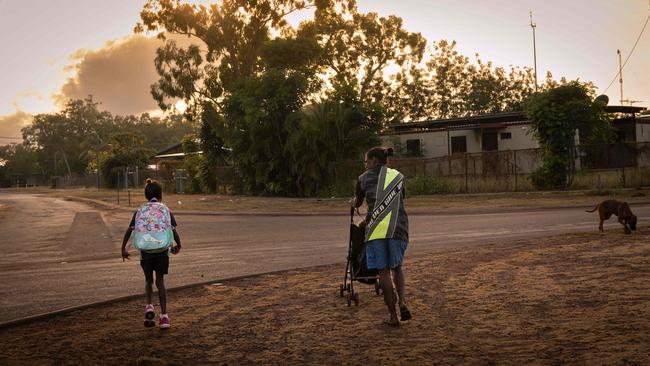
[352,180,364,208]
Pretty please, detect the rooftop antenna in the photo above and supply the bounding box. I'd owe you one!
[621,99,643,105]
[530,11,538,92]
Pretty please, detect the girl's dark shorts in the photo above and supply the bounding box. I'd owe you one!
[140,251,169,275]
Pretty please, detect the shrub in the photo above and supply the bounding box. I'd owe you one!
[406,175,453,195]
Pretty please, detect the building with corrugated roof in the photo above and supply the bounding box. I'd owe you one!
[385,106,648,161]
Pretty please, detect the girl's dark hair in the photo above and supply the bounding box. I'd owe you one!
[366,147,394,165]
[144,178,162,201]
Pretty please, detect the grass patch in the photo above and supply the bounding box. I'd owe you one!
[406,175,453,195]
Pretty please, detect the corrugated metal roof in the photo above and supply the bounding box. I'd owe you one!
[390,106,647,133]
[154,151,203,159]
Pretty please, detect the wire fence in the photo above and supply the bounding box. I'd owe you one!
[14,142,650,195]
[388,142,650,193]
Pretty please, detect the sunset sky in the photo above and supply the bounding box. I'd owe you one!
[0,0,648,143]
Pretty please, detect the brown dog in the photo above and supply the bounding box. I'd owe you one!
[586,200,637,234]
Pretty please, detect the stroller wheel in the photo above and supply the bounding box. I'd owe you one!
[374,281,381,295]
[353,292,359,306]
[339,284,345,297]
[346,293,352,307]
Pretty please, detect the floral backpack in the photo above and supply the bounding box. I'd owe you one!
[133,201,173,253]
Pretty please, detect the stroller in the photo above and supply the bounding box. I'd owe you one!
[340,207,381,306]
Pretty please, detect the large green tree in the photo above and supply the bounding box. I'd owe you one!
[297,2,427,104]
[136,0,313,110]
[289,101,380,196]
[22,97,112,177]
[136,0,578,195]
[136,0,398,195]
[98,132,154,187]
[524,81,612,189]
[221,51,319,195]
[0,143,40,183]
[383,40,539,122]
[20,96,194,181]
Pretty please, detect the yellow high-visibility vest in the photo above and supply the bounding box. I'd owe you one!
[365,165,404,242]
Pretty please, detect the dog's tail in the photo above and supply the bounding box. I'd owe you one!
[585,204,599,213]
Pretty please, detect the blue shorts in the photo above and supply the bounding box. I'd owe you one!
[365,239,408,270]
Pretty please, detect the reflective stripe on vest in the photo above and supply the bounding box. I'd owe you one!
[365,166,404,242]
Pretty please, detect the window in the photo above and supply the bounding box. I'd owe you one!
[406,139,421,157]
[500,132,512,140]
[451,136,467,154]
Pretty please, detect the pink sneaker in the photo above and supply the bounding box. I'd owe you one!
[144,304,155,328]
[159,314,170,329]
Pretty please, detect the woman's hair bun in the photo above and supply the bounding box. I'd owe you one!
[145,178,153,184]
[385,147,394,157]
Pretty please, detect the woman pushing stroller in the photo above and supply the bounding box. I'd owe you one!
[351,147,412,326]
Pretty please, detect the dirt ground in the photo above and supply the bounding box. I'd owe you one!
[6,187,650,214]
[1,229,649,365]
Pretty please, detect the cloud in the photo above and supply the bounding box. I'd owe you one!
[16,89,44,99]
[55,35,170,115]
[0,110,32,146]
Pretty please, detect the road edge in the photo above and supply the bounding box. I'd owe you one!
[0,263,340,330]
[63,195,650,217]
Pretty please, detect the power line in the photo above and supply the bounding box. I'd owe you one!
[603,13,650,94]
[0,136,22,140]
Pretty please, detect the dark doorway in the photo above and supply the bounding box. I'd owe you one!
[451,136,467,154]
[406,139,422,157]
[482,131,498,151]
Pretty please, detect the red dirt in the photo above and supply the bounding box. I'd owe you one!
[1,230,649,365]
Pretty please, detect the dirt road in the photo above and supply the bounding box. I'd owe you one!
[2,192,650,324]
[1,229,648,365]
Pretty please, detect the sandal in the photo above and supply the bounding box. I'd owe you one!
[400,306,412,321]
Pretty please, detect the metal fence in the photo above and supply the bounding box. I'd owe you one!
[19,142,650,194]
[388,142,650,193]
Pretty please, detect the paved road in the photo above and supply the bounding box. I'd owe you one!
[2,192,648,323]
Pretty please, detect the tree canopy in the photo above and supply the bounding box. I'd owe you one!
[135,0,566,196]
[19,96,195,182]
[524,81,612,189]
[0,143,40,184]
[0,1,590,195]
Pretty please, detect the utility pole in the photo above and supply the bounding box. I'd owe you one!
[95,133,101,191]
[617,49,624,105]
[530,11,538,92]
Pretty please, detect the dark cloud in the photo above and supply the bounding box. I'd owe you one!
[55,35,177,115]
[0,110,32,146]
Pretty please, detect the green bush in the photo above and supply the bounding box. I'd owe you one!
[530,159,569,190]
[182,156,203,194]
[406,175,453,195]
